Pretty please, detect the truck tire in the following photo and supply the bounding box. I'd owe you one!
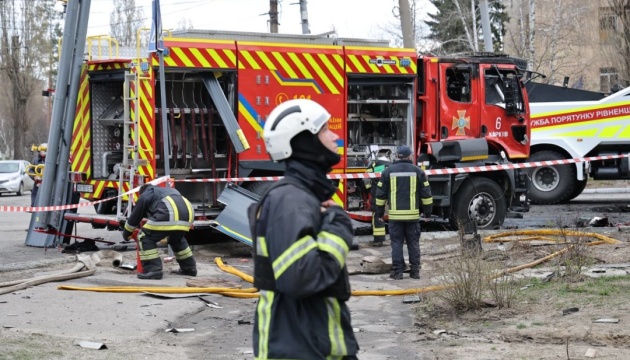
[450,177,506,231]
[528,150,577,205]
[567,178,588,202]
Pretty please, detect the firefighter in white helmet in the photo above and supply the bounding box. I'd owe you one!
[248,99,359,359]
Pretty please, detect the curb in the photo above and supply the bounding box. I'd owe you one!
[582,188,630,194]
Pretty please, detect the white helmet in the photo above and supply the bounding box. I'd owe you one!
[263,99,331,161]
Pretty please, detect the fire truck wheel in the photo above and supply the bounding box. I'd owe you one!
[567,178,588,202]
[450,177,506,231]
[527,150,576,205]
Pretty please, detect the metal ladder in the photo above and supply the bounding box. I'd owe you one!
[117,69,148,221]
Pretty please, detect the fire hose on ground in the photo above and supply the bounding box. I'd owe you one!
[0,250,123,296]
[56,229,622,298]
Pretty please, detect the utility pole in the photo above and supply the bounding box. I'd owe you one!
[398,0,414,48]
[299,0,310,34]
[479,0,494,52]
[269,0,279,33]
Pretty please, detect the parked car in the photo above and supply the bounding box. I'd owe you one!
[0,160,34,196]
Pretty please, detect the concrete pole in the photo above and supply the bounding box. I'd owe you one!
[270,0,279,33]
[479,0,494,52]
[398,0,414,48]
[299,0,310,34]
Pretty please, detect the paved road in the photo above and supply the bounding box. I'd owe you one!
[1,189,629,358]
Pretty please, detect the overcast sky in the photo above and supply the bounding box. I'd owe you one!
[87,0,434,41]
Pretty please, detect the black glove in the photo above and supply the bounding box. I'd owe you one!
[320,206,353,247]
[122,229,133,241]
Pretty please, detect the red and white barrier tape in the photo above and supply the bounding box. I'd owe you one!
[0,176,170,213]
[5,154,627,213]
[172,154,630,182]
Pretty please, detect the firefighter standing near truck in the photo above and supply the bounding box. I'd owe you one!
[30,144,47,207]
[375,145,433,280]
[249,99,359,359]
[122,184,197,280]
[365,155,391,247]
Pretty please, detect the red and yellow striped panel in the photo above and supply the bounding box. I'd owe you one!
[332,180,345,207]
[238,42,345,94]
[345,46,417,74]
[153,38,238,69]
[130,63,156,180]
[71,65,92,198]
[87,60,131,72]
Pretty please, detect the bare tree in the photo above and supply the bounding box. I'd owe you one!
[0,0,52,160]
[603,0,630,88]
[109,0,145,46]
[504,0,595,87]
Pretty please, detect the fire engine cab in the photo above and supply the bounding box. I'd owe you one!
[56,30,529,245]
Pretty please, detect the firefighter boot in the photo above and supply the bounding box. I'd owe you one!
[137,270,164,280]
[173,268,197,276]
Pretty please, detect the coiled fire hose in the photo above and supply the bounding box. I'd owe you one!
[57,229,622,298]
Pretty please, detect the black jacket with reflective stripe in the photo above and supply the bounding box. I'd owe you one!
[124,186,193,232]
[375,159,433,221]
[249,161,359,359]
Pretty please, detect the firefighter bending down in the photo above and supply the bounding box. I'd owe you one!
[122,184,197,280]
[364,154,391,247]
[249,99,359,359]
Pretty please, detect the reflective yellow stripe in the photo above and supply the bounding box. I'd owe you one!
[185,198,194,223]
[257,236,268,257]
[124,222,136,232]
[391,178,397,210]
[409,176,417,211]
[326,298,348,356]
[424,181,429,187]
[317,231,349,268]
[165,196,179,221]
[256,290,274,359]
[139,248,159,260]
[422,198,433,205]
[175,247,193,260]
[142,223,192,231]
[272,236,318,279]
[372,214,386,236]
[375,198,386,206]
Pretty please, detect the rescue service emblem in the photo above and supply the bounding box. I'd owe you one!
[452,110,470,135]
[369,58,397,66]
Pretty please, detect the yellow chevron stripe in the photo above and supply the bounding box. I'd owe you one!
[256,51,276,70]
[287,52,314,79]
[349,55,365,72]
[272,52,297,78]
[172,47,194,67]
[303,53,338,94]
[332,54,344,69]
[391,56,407,74]
[224,49,237,68]
[599,125,622,138]
[240,50,260,70]
[332,193,343,206]
[304,53,340,94]
[208,48,229,68]
[239,102,263,133]
[381,58,395,74]
[318,53,344,88]
[189,48,211,67]
[164,54,177,67]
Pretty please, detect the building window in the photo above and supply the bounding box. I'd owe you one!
[600,67,619,93]
[599,11,618,43]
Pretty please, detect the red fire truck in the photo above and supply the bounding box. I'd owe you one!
[64,30,530,245]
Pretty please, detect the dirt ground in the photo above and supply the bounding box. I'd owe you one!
[2,228,630,360]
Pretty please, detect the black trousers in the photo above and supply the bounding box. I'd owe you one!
[137,229,196,273]
[388,221,421,274]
